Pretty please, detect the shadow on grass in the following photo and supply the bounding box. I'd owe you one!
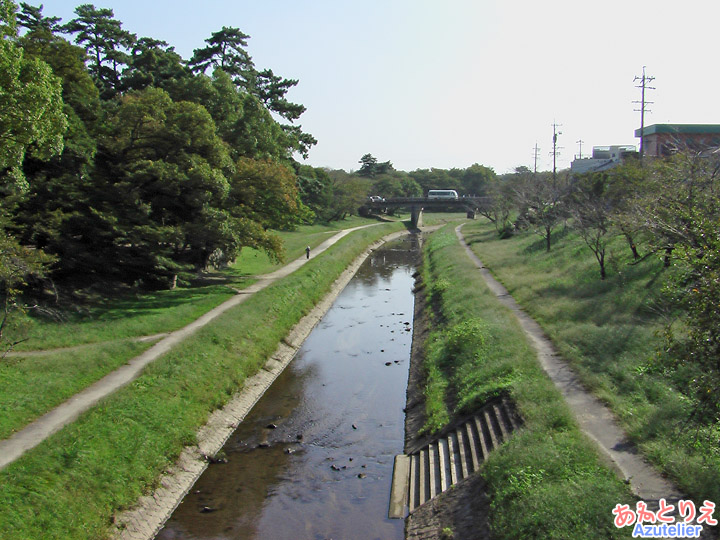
[31,280,237,325]
[463,227,497,247]
[522,226,572,254]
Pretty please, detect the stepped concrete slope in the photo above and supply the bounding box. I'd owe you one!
[390,397,521,518]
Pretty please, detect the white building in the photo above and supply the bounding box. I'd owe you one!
[570,145,637,174]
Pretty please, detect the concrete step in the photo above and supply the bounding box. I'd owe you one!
[389,455,410,519]
[419,447,428,506]
[390,397,523,517]
[428,442,438,498]
[455,427,470,479]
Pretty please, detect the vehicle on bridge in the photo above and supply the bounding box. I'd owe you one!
[427,189,459,200]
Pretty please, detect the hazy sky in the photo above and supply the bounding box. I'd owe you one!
[42,0,719,174]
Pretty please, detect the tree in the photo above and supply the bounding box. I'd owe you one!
[294,163,335,222]
[325,169,368,221]
[0,0,66,190]
[188,28,315,159]
[189,26,255,89]
[254,68,305,122]
[5,3,314,289]
[408,167,459,193]
[372,177,400,198]
[121,37,191,93]
[661,210,720,420]
[461,163,495,195]
[358,153,378,177]
[399,176,422,197]
[479,176,514,237]
[182,68,305,162]
[17,2,61,33]
[0,0,63,351]
[0,219,54,356]
[636,152,720,266]
[229,157,309,232]
[99,87,239,276]
[514,169,568,252]
[603,158,648,260]
[19,17,100,127]
[628,151,720,419]
[63,4,136,99]
[279,123,317,160]
[14,28,100,266]
[212,70,289,160]
[568,172,614,280]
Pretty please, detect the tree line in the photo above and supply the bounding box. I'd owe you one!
[0,1,371,297]
[479,153,720,421]
[352,153,497,198]
[2,1,394,351]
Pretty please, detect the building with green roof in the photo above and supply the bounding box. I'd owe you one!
[635,124,720,157]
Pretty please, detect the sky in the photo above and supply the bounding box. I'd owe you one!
[41,0,720,174]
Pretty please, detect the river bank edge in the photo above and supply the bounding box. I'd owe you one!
[403,233,492,540]
[111,228,419,540]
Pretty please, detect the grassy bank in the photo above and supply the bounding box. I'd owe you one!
[12,217,382,353]
[0,218,383,438]
[0,341,155,440]
[461,219,720,505]
[12,284,239,352]
[0,221,403,540]
[420,224,634,539]
[231,215,381,275]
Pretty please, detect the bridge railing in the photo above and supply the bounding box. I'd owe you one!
[363,196,491,207]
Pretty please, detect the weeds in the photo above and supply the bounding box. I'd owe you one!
[419,223,634,538]
[462,218,720,507]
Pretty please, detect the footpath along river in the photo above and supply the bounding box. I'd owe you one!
[157,234,420,540]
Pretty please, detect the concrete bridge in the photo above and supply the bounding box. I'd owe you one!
[359,197,491,227]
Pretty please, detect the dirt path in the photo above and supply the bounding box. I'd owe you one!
[3,333,171,358]
[455,223,683,504]
[0,223,382,471]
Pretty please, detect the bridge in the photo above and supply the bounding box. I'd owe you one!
[359,197,491,227]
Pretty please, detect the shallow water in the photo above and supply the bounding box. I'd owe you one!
[157,234,419,540]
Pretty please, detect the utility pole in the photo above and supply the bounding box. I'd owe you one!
[533,143,540,174]
[576,139,585,159]
[633,66,655,160]
[551,122,562,183]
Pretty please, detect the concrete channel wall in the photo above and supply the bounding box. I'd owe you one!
[112,229,413,540]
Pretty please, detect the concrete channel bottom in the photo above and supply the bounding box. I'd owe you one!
[389,396,522,519]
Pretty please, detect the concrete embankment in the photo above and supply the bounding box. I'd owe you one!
[112,228,413,540]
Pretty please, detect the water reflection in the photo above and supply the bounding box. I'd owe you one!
[158,234,419,540]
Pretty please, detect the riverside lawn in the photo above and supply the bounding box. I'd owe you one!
[419,224,634,539]
[1,218,382,438]
[461,218,720,507]
[0,220,403,540]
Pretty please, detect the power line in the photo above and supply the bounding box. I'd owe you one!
[633,66,655,159]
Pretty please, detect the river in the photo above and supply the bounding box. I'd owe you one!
[157,234,419,540]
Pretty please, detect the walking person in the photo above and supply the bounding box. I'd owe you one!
[306,246,311,259]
